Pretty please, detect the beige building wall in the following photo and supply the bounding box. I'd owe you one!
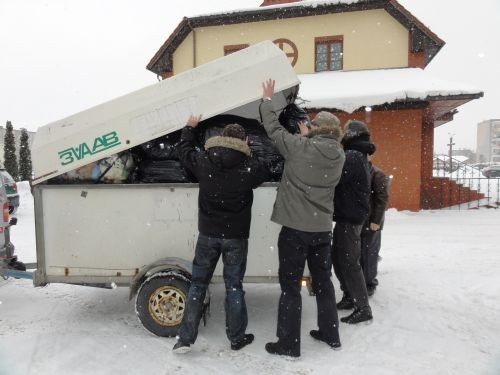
[173,9,409,75]
[174,33,195,74]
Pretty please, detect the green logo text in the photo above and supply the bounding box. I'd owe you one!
[58,131,121,166]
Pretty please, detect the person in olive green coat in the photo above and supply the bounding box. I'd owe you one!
[260,79,345,358]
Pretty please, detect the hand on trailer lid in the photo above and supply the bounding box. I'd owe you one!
[187,115,202,128]
[262,79,275,100]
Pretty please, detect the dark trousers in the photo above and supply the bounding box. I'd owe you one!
[276,226,340,356]
[178,234,248,344]
[332,222,370,309]
[360,227,382,288]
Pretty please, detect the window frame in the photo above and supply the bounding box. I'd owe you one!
[314,35,344,72]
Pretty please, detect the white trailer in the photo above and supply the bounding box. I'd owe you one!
[30,41,302,336]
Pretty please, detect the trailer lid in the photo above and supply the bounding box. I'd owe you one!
[32,40,299,185]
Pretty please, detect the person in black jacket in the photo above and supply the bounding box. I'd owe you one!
[361,162,390,296]
[332,120,376,324]
[173,115,268,354]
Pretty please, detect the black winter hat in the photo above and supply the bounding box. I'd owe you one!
[343,120,370,141]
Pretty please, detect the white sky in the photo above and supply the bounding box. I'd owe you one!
[1,0,499,153]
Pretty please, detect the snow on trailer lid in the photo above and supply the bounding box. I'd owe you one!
[31,40,300,185]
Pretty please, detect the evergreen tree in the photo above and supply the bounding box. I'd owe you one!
[19,128,33,181]
[3,121,19,180]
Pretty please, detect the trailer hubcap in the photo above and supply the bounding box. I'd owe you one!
[149,286,186,326]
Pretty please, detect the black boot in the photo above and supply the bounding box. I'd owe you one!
[231,333,254,350]
[265,342,300,358]
[340,306,373,324]
[367,285,376,296]
[172,340,191,354]
[336,294,354,310]
[309,330,341,350]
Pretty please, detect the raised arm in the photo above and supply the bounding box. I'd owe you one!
[259,79,306,159]
[177,115,203,177]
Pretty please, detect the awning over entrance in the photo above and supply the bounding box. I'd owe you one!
[298,68,483,126]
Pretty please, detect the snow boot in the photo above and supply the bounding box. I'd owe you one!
[309,330,341,350]
[367,285,376,297]
[231,333,254,350]
[172,341,191,354]
[336,294,354,310]
[340,306,373,324]
[265,342,300,358]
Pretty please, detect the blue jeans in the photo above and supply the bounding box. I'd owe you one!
[177,234,249,344]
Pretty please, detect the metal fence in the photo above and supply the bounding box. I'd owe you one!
[433,155,500,209]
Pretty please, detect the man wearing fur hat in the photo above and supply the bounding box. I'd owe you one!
[173,116,268,353]
[332,120,376,324]
[260,79,345,358]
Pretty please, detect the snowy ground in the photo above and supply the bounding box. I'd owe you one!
[1,182,499,375]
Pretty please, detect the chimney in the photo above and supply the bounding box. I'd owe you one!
[260,0,302,6]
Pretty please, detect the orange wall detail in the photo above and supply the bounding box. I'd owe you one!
[309,108,425,211]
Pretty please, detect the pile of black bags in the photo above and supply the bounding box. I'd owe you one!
[132,104,309,184]
[132,132,195,183]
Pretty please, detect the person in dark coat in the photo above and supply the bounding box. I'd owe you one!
[332,120,376,324]
[173,115,268,353]
[361,162,390,296]
[260,79,345,358]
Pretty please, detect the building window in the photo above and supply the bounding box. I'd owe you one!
[315,36,343,72]
[224,44,250,56]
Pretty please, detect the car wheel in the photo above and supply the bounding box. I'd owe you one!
[136,275,190,337]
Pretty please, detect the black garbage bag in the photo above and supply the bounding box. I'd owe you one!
[135,130,182,161]
[137,159,196,183]
[278,103,311,134]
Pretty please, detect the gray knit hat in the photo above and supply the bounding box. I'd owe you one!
[312,111,340,128]
[309,111,342,140]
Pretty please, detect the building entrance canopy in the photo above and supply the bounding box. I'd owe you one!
[298,68,483,124]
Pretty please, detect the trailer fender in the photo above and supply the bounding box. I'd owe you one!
[129,257,192,300]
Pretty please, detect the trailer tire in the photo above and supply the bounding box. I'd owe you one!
[136,275,190,337]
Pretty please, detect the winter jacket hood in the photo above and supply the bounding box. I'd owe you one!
[204,136,251,170]
[205,136,251,156]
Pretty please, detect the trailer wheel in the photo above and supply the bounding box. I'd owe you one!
[136,275,190,337]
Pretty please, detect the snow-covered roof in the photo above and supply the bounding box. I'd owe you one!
[194,0,361,17]
[297,68,483,113]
